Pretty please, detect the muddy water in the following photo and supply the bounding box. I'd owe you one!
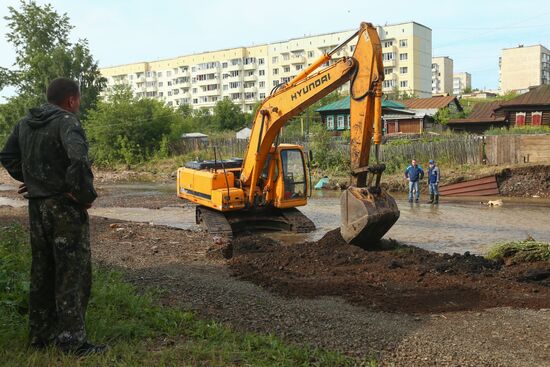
[3,182,550,255]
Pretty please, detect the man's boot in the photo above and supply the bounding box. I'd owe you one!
[427,193,434,204]
[434,194,439,204]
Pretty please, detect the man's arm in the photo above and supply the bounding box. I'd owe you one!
[404,166,409,179]
[59,116,97,206]
[0,122,24,182]
[419,167,425,180]
[436,167,440,184]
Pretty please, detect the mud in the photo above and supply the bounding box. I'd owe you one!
[229,229,550,314]
[498,164,550,198]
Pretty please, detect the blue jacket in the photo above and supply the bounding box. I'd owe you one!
[404,165,424,182]
[428,166,440,184]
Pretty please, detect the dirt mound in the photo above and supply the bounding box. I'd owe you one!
[498,165,550,197]
[229,229,550,314]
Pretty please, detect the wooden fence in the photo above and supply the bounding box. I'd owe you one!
[170,135,484,167]
[485,134,550,165]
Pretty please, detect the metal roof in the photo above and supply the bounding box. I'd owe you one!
[316,96,405,112]
[401,95,462,110]
[448,101,506,124]
[497,85,550,108]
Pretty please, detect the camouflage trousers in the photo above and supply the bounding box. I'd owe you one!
[28,195,91,349]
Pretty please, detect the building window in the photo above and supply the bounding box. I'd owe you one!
[384,41,393,48]
[399,39,408,47]
[168,91,172,96]
[295,64,303,71]
[259,69,265,76]
[192,98,198,104]
[273,68,279,75]
[283,53,290,61]
[259,93,265,99]
[337,115,345,130]
[283,66,290,72]
[346,115,351,129]
[258,58,265,65]
[259,81,265,88]
[383,52,394,61]
[273,80,279,86]
[400,80,408,88]
[307,51,314,58]
[400,67,408,74]
[399,53,408,61]
[384,68,393,75]
[272,56,278,63]
[383,80,395,88]
[532,112,542,126]
[326,115,334,130]
[158,82,164,87]
[515,112,526,126]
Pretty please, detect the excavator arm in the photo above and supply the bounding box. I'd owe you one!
[241,22,387,206]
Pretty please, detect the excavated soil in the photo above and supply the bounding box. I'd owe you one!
[498,164,550,198]
[229,229,550,314]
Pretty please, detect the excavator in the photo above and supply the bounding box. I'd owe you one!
[177,22,400,246]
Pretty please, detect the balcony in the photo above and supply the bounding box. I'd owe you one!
[227,62,243,71]
[244,86,257,93]
[196,77,219,86]
[291,55,306,64]
[243,62,257,70]
[243,74,257,82]
[383,59,397,67]
[201,88,221,97]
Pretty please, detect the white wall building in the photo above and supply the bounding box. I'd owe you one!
[499,44,550,93]
[431,56,453,95]
[453,72,472,95]
[100,22,432,113]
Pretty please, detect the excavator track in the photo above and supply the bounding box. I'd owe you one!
[195,206,315,237]
[196,206,233,238]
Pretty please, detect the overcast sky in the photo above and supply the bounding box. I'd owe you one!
[1,0,550,99]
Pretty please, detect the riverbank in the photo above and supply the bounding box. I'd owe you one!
[1,183,550,365]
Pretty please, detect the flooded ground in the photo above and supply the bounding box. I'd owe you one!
[3,182,550,255]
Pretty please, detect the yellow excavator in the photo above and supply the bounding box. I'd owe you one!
[177,22,400,246]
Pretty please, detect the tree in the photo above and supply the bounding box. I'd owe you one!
[212,98,247,131]
[0,0,105,137]
[84,85,183,165]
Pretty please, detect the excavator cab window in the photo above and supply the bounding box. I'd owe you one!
[280,149,306,200]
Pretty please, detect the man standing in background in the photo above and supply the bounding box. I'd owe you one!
[404,159,424,203]
[427,159,440,204]
[0,78,106,356]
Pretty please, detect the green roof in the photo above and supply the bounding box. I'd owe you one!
[316,96,405,112]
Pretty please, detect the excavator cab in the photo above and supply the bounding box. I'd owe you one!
[266,144,309,209]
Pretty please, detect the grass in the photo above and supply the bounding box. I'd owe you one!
[0,223,366,367]
[485,125,550,136]
[486,239,550,264]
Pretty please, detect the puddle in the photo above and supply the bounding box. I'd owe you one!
[4,182,550,255]
[89,206,195,230]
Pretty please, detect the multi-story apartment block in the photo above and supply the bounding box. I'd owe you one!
[453,72,472,95]
[499,44,550,93]
[100,22,432,113]
[431,56,453,95]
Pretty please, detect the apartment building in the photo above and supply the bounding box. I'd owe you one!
[100,22,432,112]
[453,72,472,95]
[499,44,550,93]
[431,56,453,95]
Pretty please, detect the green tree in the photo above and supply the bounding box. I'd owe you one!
[84,85,182,165]
[0,0,105,141]
[212,98,246,131]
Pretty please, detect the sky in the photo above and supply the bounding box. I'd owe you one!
[1,0,550,99]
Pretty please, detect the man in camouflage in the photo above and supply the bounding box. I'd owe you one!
[0,78,106,355]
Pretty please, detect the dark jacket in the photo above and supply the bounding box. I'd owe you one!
[428,165,440,184]
[0,104,97,204]
[404,165,424,182]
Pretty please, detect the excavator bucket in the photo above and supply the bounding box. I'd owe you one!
[340,186,400,247]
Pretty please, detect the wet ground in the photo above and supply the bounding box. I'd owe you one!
[88,183,550,255]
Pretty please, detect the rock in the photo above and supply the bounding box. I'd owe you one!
[518,268,550,282]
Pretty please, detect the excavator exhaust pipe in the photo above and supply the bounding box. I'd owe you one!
[340,186,400,247]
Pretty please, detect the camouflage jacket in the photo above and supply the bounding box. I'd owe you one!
[0,103,97,205]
